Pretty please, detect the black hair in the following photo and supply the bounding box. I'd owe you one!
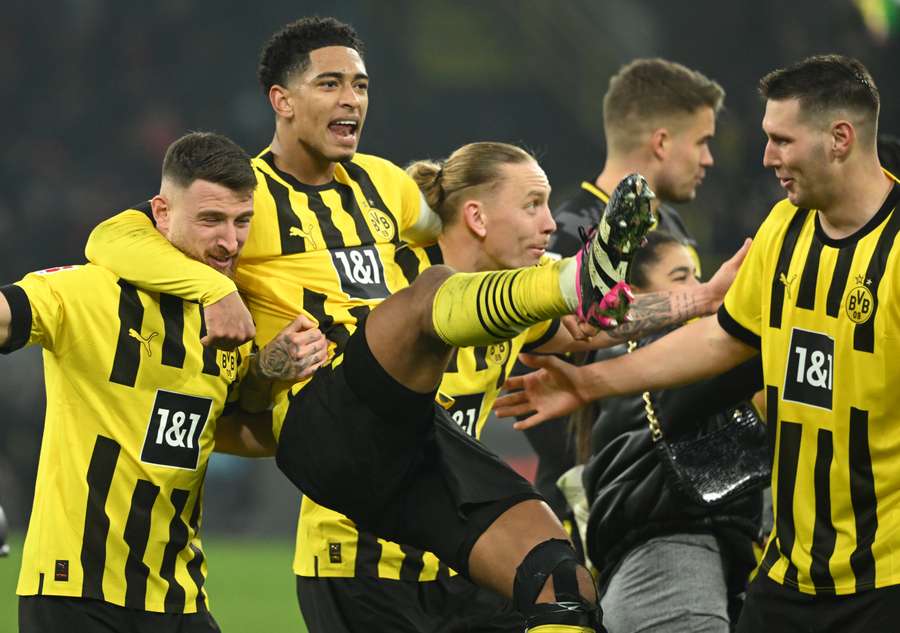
[759,54,878,127]
[627,231,683,288]
[161,132,255,194]
[257,16,365,94]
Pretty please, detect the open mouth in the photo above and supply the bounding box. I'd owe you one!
[328,119,359,145]
[207,255,234,273]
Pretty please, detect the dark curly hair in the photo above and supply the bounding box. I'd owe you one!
[257,17,365,94]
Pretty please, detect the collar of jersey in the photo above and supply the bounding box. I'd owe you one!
[581,181,610,203]
[258,150,343,193]
[813,179,899,249]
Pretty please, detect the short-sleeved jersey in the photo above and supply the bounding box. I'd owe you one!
[551,181,702,275]
[0,264,250,613]
[719,173,900,595]
[237,150,429,353]
[293,316,558,581]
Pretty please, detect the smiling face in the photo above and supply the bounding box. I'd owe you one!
[762,98,833,209]
[475,160,556,270]
[281,45,369,165]
[153,179,254,278]
[654,106,716,203]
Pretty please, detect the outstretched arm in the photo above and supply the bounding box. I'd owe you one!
[495,314,758,428]
[86,209,255,349]
[535,238,752,353]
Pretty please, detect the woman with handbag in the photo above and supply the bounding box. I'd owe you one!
[583,231,767,633]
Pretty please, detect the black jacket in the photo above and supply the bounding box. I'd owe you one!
[583,333,765,594]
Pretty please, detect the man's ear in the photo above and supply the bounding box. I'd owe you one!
[830,120,855,160]
[150,194,171,234]
[269,84,293,119]
[650,127,670,161]
[462,199,487,238]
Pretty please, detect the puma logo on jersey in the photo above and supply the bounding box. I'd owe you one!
[779,273,797,299]
[289,225,317,249]
[128,329,158,357]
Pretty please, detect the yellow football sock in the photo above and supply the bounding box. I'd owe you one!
[527,625,595,633]
[431,258,576,347]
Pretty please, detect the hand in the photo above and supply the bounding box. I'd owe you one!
[255,315,328,382]
[561,314,591,342]
[703,238,752,313]
[201,291,256,350]
[493,353,589,429]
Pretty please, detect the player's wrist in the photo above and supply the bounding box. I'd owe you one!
[694,283,720,316]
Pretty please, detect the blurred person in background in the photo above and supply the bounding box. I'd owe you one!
[496,54,900,633]
[0,131,326,633]
[513,58,727,552]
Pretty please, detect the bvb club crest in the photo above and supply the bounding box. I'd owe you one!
[845,275,874,325]
[486,341,511,365]
[363,200,395,241]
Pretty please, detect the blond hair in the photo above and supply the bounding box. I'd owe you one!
[407,142,534,224]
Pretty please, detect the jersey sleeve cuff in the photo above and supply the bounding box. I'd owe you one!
[717,304,761,349]
[0,284,33,354]
[522,319,561,352]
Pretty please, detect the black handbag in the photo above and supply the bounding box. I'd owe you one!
[628,343,772,507]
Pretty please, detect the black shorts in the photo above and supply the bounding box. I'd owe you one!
[18,595,220,633]
[736,572,900,633]
[276,320,541,576]
[296,574,523,633]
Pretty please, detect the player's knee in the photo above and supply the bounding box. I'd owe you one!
[513,538,604,632]
[415,264,454,295]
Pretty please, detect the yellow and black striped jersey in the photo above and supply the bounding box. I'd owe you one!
[0,263,250,613]
[294,247,559,580]
[84,150,432,437]
[719,172,900,595]
[237,150,429,356]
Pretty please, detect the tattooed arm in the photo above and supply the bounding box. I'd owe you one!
[604,286,708,342]
[539,238,752,353]
[239,315,329,412]
[496,316,757,428]
[535,239,751,353]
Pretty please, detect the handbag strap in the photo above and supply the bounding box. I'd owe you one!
[627,341,663,442]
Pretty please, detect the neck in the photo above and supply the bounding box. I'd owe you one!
[437,233,480,273]
[817,159,892,239]
[596,155,662,214]
[269,129,336,186]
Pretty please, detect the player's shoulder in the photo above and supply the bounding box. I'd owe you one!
[22,263,115,287]
[16,264,119,309]
[344,152,411,184]
[555,183,605,221]
[759,197,807,235]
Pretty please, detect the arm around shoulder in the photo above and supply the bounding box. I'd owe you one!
[85,209,237,306]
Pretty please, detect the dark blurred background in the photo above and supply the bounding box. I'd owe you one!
[1,0,898,536]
